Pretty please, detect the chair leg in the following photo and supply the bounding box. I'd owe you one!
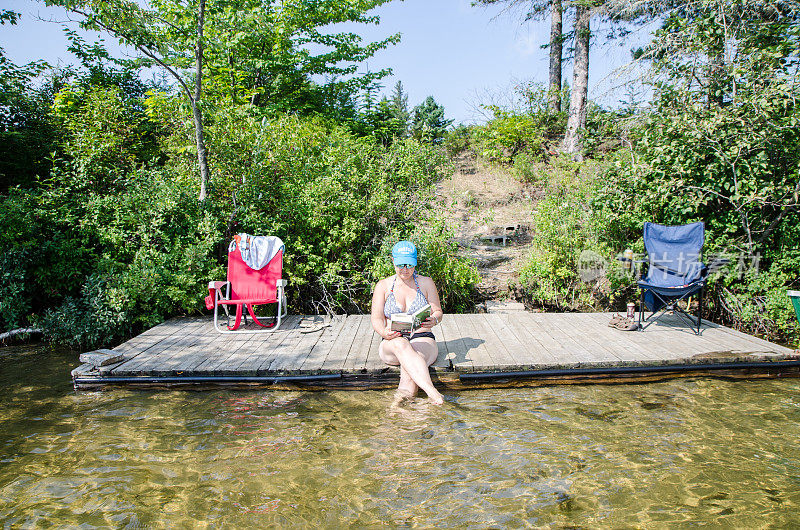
[638,289,645,331]
[697,287,703,334]
[213,300,221,332]
[213,293,229,333]
[275,298,283,329]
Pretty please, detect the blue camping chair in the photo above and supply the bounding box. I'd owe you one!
[637,222,707,334]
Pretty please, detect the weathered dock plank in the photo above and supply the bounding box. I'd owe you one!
[363,328,387,373]
[468,313,519,368]
[72,312,800,390]
[241,318,304,374]
[342,315,372,372]
[483,313,535,368]
[268,317,329,373]
[434,318,452,365]
[536,312,617,364]
[553,313,629,363]
[497,313,561,365]
[520,313,585,365]
[212,316,303,374]
[300,315,347,372]
[583,313,672,362]
[439,314,472,370]
[453,313,497,369]
[112,318,212,375]
[320,314,362,371]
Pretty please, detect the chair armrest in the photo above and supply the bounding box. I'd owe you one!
[632,259,648,277]
[205,281,231,310]
[277,279,288,287]
[208,281,229,291]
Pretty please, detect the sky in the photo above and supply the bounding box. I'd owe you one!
[2,0,650,124]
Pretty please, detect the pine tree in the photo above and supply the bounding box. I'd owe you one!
[410,96,453,145]
[389,80,410,136]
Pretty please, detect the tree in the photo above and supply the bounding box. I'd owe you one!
[360,79,382,114]
[198,0,399,116]
[46,0,399,202]
[607,0,800,254]
[410,96,453,144]
[0,10,55,190]
[548,0,564,112]
[561,1,592,155]
[388,80,410,136]
[47,0,212,202]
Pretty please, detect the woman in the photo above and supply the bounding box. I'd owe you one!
[371,241,445,405]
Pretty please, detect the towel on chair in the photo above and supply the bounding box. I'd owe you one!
[230,234,284,270]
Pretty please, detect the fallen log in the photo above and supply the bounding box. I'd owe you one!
[0,327,43,344]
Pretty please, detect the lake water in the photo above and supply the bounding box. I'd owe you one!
[2,344,800,527]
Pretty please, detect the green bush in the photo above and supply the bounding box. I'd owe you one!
[369,219,480,313]
[511,151,542,184]
[586,87,800,344]
[204,111,456,314]
[0,97,478,348]
[0,168,222,348]
[581,104,629,159]
[472,107,546,164]
[518,158,619,310]
[443,124,472,157]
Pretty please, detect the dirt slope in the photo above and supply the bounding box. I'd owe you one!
[435,152,542,306]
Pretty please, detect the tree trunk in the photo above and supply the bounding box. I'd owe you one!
[548,0,563,112]
[562,4,590,156]
[195,0,210,203]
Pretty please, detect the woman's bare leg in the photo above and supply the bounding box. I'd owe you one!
[397,366,418,396]
[380,338,443,404]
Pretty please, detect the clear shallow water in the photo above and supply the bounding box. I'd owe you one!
[2,345,800,527]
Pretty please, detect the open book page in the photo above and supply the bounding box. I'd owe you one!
[412,304,431,324]
[389,304,431,332]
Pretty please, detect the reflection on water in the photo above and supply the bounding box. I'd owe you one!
[2,344,800,526]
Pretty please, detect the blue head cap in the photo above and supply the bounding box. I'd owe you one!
[391,240,417,267]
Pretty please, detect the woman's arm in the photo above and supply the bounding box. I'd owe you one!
[371,279,399,339]
[419,276,444,328]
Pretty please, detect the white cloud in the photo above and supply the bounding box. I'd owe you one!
[514,31,540,56]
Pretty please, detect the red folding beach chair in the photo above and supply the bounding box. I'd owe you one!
[205,235,288,333]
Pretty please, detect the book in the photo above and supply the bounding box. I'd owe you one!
[390,304,431,333]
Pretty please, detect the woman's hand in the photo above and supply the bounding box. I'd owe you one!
[383,326,401,340]
[419,316,437,330]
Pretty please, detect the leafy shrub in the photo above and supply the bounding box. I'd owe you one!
[0,167,222,348]
[581,104,629,159]
[519,159,617,310]
[0,76,477,348]
[472,107,546,164]
[369,219,480,313]
[587,85,800,343]
[204,111,456,314]
[443,124,472,157]
[52,85,163,190]
[0,250,32,331]
[512,151,542,184]
[513,80,568,137]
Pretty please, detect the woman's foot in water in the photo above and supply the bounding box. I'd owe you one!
[394,387,415,400]
[397,368,418,397]
[427,390,444,405]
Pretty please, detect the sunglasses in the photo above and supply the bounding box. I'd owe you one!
[395,263,414,269]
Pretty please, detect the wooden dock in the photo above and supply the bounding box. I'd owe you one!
[72,313,800,390]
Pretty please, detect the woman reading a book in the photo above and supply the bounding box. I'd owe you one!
[371,240,445,405]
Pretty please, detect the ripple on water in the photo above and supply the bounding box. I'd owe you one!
[2,345,800,526]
